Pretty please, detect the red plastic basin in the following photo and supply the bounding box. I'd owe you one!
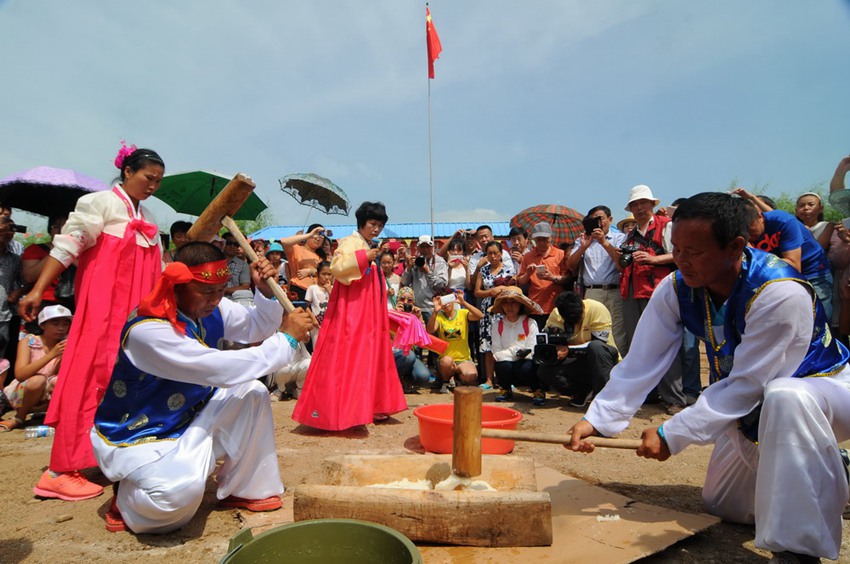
[413,403,523,454]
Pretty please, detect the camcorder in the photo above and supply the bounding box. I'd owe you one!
[618,243,641,268]
[582,216,602,236]
[533,329,572,365]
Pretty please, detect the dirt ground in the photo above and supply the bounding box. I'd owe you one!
[1,386,849,564]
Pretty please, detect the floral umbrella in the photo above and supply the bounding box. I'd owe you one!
[279,173,350,216]
[509,204,584,247]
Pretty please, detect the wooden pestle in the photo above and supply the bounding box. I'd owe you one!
[452,386,483,478]
[452,386,641,479]
[481,428,641,450]
[220,216,295,313]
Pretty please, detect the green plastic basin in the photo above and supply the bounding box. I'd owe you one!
[220,518,423,564]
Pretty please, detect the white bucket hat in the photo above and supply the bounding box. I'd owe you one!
[417,235,434,246]
[624,185,660,211]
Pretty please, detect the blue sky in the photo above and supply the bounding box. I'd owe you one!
[2,1,849,232]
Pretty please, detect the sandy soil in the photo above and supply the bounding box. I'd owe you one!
[1,387,848,563]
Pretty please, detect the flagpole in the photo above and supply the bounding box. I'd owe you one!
[426,3,435,240]
[428,64,435,240]
[425,3,442,241]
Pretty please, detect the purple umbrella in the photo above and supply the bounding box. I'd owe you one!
[0,166,110,218]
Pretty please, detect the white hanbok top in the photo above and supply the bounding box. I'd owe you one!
[585,275,850,454]
[51,185,159,268]
[92,290,295,480]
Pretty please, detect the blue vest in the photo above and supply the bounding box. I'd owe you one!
[93,309,225,446]
[674,247,849,440]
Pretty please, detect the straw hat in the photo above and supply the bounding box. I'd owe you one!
[488,287,543,316]
[617,214,637,232]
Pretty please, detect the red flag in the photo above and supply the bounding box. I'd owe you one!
[426,7,442,79]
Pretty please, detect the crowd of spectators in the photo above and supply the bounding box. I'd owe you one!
[0,157,850,454]
[4,154,850,426]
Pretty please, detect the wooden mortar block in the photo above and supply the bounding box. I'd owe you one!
[293,454,552,547]
[319,453,539,491]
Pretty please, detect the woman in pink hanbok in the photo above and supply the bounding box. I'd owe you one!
[293,202,406,431]
[19,142,164,501]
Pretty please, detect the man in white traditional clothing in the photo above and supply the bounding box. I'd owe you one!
[90,242,313,534]
[569,192,850,564]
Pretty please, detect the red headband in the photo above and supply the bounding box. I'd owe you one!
[186,260,230,284]
[137,260,230,335]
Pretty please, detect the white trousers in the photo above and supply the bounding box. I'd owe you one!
[273,342,310,397]
[114,381,283,534]
[702,376,850,559]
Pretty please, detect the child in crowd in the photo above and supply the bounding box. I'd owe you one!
[304,261,332,347]
[489,287,546,406]
[795,192,833,251]
[380,251,401,309]
[426,289,484,392]
[265,242,288,286]
[0,305,72,431]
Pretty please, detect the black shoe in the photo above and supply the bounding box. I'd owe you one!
[569,391,593,408]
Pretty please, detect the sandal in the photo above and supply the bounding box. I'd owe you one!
[0,417,23,432]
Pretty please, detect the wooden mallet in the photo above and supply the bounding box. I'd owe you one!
[185,173,295,312]
[452,387,641,479]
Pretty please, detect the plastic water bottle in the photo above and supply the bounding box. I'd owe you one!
[24,425,54,438]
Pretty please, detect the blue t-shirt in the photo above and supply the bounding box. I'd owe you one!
[752,210,829,278]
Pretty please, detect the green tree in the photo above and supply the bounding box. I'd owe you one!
[730,179,842,222]
[231,209,276,237]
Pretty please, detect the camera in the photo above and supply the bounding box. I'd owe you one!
[516,348,532,359]
[11,224,26,234]
[533,330,572,365]
[415,256,426,268]
[439,293,457,306]
[582,216,602,236]
[402,303,413,313]
[618,243,641,268]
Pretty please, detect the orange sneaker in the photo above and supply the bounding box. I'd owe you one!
[33,470,104,501]
[219,495,282,512]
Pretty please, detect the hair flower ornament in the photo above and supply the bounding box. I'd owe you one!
[114,140,138,170]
